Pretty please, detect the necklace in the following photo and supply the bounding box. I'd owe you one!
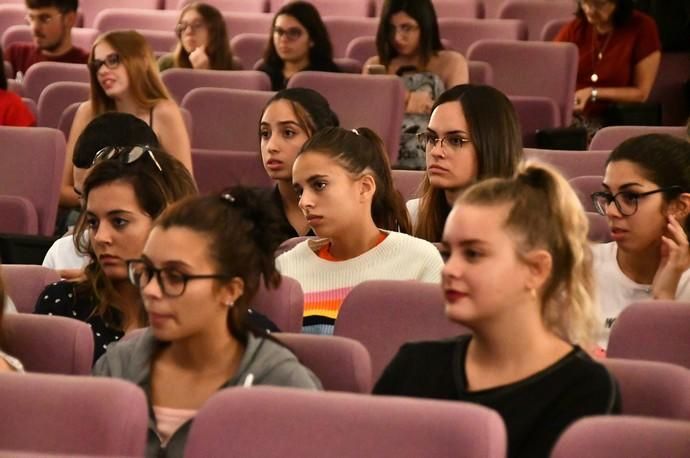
[590,28,614,84]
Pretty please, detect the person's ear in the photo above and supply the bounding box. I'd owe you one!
[667,192,690,221]
[220,277,244,307]
[358,174,376,203]
[63,10,77,28]
[522,249,552,293]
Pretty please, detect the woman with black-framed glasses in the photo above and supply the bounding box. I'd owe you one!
[94,188,321,457]
[591,133,690,351]
[35,148,198,363]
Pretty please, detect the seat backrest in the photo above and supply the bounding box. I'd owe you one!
[323,16,378,57]
[1,264,60,313]
[70,27,99,51]
[551,416,690,458]
[276,333,372,392]
[185,386,507,457]
[541,17,570,41]
[468,60,493,85]
[524,148,610,179]
[432,0,483,18]
[2,313,94,375]
[176,0,267,12]
[192,148,272,194]
[607,301,690,370]
[287,71,405,163]
[438,18,527,54]
[589,125,687,150]
[230,33,268,70]
[648,52,690,126]
[334,280,468,382]
[93,8,179,32]
[36,81,89,128]
[468,39,578,126]
[0,126,65,236]
[252,275,304,333]
[82,0,160,27]
[0,4,24,40]
[182,88,274,150]
[509,95,560,147]
[57,101,80,138]
[392,169,424,201]
[162,68,271,103]
[0,195,38,235]
[0,24,32,52]
[569,175,602,213]
[497,0,574,41]
[587,212,611,243]
[345,35,376,66]
[0,372,147,456]
[222,11,273,38]
[20,96,36,119]
[22,61,89,101]
[270,0,370,16]
[602,358,690,420]
[136,29,177,54]
[6,77,22,94]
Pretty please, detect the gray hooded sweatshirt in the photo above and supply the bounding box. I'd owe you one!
[93,328,322,457]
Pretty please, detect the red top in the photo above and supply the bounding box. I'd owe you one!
[554,10,661,115]
[0,89,36,127]
[4,43,89,76]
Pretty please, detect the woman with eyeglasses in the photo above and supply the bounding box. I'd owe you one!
[590,133,690,350]
[94,188,321,457]
[365,0,468,169]
[35,147,198,363]
[60,30,192,209]
[554,0,661,133]
[258,1,339,91]
[409,84,523,242]
[158,2,236,72]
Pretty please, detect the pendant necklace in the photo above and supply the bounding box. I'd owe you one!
[590,28,613,84]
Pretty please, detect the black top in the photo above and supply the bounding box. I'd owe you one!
[374,335,621,458]
[34,281,124,363]
[271,186,315,242]
[257,60,341,91]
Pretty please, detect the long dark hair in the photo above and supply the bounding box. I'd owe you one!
[154,188,284,344]
[299,126,411,233]
[173,2,234,70]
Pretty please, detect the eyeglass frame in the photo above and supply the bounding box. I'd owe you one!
[25,12,63,26]
[590,186,683,217]
[416,131,472,152]
[127,259,231,298]
[175,20,206,37]
[91,145,163,172]
[388,23,420,37]
[88,52,121,73]
[272,26,304,42]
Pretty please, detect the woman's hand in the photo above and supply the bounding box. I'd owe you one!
[573,87,593,112]
[406,90,434,115]
[652,216,690,299]
[189,46,210,69]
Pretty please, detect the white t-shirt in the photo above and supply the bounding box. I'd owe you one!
[42,234,89,270]
[406,198,420,227]
[592,242,690,348]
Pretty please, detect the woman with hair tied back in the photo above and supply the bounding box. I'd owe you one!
[409,84,523,242]
[375,163,620,458]
[590,133,690,350]
[158,2,236,72]
[94,188,321,457]
[258,1,340,91]
[276,126,443,335]
[61,30,192,208]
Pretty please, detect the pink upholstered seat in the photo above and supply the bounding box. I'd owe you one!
[82,0,161,27]
[93,8,178,32]
[0,4,24,40]
[438,18,527,54]
[162,68,271,102]
[191,148,272,194]
[648,52,690,125]
[270,0,370,16]
[497,0,574,41]
[468,60,493,85]
[252,275,304,333]
[1,264,60,313]
[323,16,377,57]
[509,95,560,147]
[392,169,424,201]
[176,0,267,13]
[524,148,610,179]
[0,195,38,234]
[589,125,687,150]
[22,61,89,101]
[230,33,268,70]
[137,29,177,54]
[36,81,89,129]
[587,212,611,243]
[223,12,273,37]
[541,18,570,41]
[569,175,602,213]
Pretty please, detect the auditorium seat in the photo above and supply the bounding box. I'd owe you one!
[0,195,38,234]
[252,274,304,333]
[438,18,527,54]
[323,16,378,58]
[22,61,89,102]
[82,0,161,28]
[1,264,60,313]
[509,95,560,147]
[276,333,372,393]
[0,126,65,236]
[587,212,611,243]
[541,18,569,41]
[468,40,578,126]
[568,175,602,213]
[497,0,574,41]
[334,280,469,381]
[2,314,93,375]
[648,52,690,126]
[552,416,690,458]
[589,125,687,151]
[137,29,178,54]
[392,169,424,201]
[93,8,178,33]
[608,301,690,370]
[230,33,268,70]
[191,148,272,194]
[162,68,271,102]
[0,4,24,40]
[36,81,89,129]
[0,373,147,456]
[176,0,267,13]
[468,60,493,85]
[184,386,507,457]
[432,0,483,19]
[524,148,609,179]
[223,12,273,38]
[270,0,370,17]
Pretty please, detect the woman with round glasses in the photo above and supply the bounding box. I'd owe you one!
[590,133,690,350]
[365,0,468,169]
[60,30,193,209]
[554,0,660,132]
[258,1,339,91]
[94,188,320,457]
[409,84,523,242]
[35,147,198,363]
[158,2,236,72]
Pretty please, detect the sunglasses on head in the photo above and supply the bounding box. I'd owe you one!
[88,52,121,73]
[91,145,163,172]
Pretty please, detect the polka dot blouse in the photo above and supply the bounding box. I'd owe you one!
[34,281,124,364]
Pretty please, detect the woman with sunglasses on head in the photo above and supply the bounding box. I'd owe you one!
[35,147,198,363]
[94,188,321,457]
[277,126,442,335]
[554,0,660,133]
[365,0,468,169]
[259,87,339,241]
[590,134,690,350]
[158,2,236,72]
[60,30,192,209]
[409,84,523,242]
[258,1,339,91]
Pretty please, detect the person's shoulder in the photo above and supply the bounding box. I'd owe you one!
[75,100,95,118]
[34,280,78,314]
[157,53,174,71]
[563,349,619,408]
[436,49,466,65]
[247,335,322,389]
[67,46,89,61]
[92,328,156,380]
[364,55,380,67]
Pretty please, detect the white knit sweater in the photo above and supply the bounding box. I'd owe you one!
[275,231,443,335]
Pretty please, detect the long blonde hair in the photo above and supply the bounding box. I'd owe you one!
[457,162,599,345]
[89,30,172,115]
